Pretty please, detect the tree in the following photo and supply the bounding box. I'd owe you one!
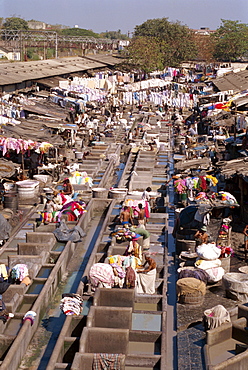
[193,33,215,63]
[3,17,29,30]
[127,36,164,73]
[128,18,197,71]
[100,30,129,40]
[212,19,248,61]
[61,28,99,38]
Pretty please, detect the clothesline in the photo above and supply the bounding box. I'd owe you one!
[0,136,53,155]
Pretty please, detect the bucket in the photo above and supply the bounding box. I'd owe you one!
[180,193,187,201]
[3,193,18,212]
[92,188,108,198]
[108,188,127,201]
[176,239,196,254]
[178,292,204,306]
[75,152,84,160]
[16,180,39,200]
[220,256,231,274]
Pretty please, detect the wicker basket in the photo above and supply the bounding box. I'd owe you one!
[178,291,204,306]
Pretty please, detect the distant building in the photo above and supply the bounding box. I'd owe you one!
[0,47,20,61]
[27,20,46,30]
[194,27,215,36]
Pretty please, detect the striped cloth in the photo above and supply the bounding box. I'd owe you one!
[93,353,121,370]
[89,263,115,289]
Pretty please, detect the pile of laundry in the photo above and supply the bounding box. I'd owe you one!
[195,243,225,283]
[60,293,83,315]
[111,228,139,243]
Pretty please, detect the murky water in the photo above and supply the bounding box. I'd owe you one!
[152,177,167,181]
[36,267,53,278]
[111,208,121,215]
[0,250,17,259]
[152,182,164,186]
[128,341,159,355]
[17,302,33,313]
[82,299,92,315]
[132,312,161,331]
[26,282,45,295]
[134,302,159,311]
[7,239,25,248]
[6,319,22,336]
[52,242,65,252]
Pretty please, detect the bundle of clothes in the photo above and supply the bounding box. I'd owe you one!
[69,171,93,187]
[178,239,226,302]
[11,264,29,282]
[60,293,83,315]
[89,251,156,295]
[92,353,123,370]
[39,197,87,224]
[0,263,31,297]
[111,228,141,243]
[174,175,218,197]
[23,311,36,326]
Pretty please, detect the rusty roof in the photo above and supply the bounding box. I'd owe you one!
[0,55,121,87]
[212,70,248,92]
[218,158,248,178]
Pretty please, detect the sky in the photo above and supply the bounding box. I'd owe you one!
[1,0,248,35]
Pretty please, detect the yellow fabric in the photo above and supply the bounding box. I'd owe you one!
[0,264,8,280]
[109,256,115,264]
[206,175,218,186]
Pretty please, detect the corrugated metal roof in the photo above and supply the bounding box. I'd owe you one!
[219,158,248,178]
[213,70,248,92]
[0,56,119,86]
[234,96,248,108]
[84,54,123,66]
[35,76,68,88]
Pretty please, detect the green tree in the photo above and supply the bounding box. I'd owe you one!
[212,19,248,61]
[127,36,163,73]
[3,17,29,30]
[128,18,197,70]
[194,33,215,62]
[61,28,99,38]
[100,30,129,40]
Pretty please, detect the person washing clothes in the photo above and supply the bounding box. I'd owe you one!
[194,226,208,245]
[62,178,73,196]
[136,254,157,294]
[120,206,133,228]
[137,203,146,229]
[130,226,150,250]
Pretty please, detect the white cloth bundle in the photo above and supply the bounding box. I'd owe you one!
[196,243,221,261]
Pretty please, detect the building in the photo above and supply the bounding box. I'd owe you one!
[0,47,20,61]
[27,20,46,30]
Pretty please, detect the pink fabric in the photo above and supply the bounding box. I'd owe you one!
[89,263,115,289]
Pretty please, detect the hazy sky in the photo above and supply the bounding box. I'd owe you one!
[1,0,248,35]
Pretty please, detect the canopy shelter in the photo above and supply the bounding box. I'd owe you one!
[216,158,248,179]
[1,120,64,146]
[22,100,68,120]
